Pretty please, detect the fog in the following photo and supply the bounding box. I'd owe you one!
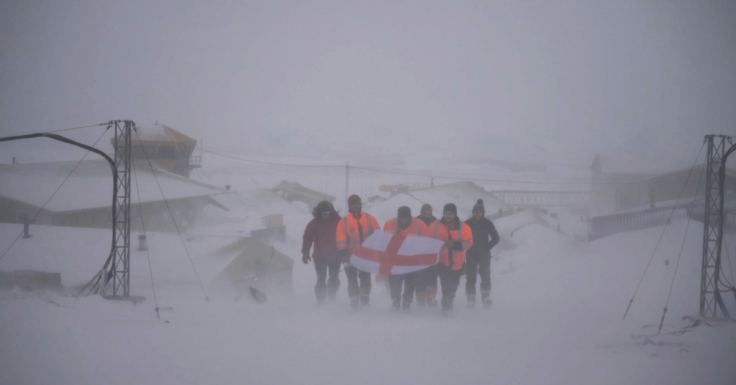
[1,2,736,385]
[2,0,734,166]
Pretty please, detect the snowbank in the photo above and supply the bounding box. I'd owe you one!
[1,217,736,385]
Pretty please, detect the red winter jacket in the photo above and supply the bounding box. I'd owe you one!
[302,217,341,259]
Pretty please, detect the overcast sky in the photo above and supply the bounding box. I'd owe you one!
[1,0,734,168]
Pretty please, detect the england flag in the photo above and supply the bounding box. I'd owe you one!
[349,231,446,281]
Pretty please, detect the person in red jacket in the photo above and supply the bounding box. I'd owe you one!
[302,201,342,304]
[383,206,428,312]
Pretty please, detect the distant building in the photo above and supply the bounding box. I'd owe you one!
[112,124,201,178]
[271,180,335,210]
[0,159,227,232]
[590,153,736,215]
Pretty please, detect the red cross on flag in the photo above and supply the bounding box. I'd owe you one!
[349,231,446,282]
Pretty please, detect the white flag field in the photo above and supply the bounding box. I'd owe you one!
[349,231,445,279]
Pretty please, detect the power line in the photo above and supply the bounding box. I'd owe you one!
[134,129,210,302]
[622,141,706,320]
[0,128,110,264]
[657,161,706,334]
[199,147,343,168]
[132,160,161,319]
[198,146,666,186]
[351,165,605,185]
[45,123,109,134]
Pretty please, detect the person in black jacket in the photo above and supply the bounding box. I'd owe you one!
[464,199,500,308]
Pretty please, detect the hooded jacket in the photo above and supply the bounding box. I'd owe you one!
[302,215,341,259]
[464,217,500,256]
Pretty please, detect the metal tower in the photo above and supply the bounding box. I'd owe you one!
[700,135,735,317]
[110,120,134,297]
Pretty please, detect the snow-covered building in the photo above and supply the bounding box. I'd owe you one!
[113,123,201,178]
[368,181,509,224]
[271,180,336,209]
[215,237,294,293]
[0,159,227,232]
[0,223,294,294]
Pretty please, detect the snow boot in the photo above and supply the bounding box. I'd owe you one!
[415,292,426,308]
[402,298,412,312]
[315,286,327,305]
[391,299,400,312]
[441,299,453,317]
[350,297,360,311]
[483,298,492,309]
[360,295,370,308]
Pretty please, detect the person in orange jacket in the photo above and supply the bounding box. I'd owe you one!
[383,206,428,312]
[426,203,473,316]
[336,194,381,310]
[415,203,438,308]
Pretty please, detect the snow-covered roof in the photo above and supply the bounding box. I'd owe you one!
[0,160,224,213]
[130,124,197,145]
[0,224,247,287]
[271,180,336,202]
[194,189,313,237]
[367,194,426,225]
[406,181,509,220]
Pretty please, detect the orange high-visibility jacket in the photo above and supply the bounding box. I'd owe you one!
[426,219,473,270]
[383,216,428,237]
[336,211,381,253]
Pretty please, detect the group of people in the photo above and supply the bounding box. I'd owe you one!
[301,195,499,316]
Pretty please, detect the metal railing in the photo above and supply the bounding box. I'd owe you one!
[0,269,62,290]
[589,203,692,241]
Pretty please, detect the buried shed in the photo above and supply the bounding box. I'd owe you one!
[216,237,293,293]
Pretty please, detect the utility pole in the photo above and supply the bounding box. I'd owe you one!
[110,120,134,298]
[700,134,735,318]
[345,161,350,213]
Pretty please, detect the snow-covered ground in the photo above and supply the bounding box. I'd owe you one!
[2,215,735,384]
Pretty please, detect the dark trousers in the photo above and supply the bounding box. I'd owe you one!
[389,272,418,307]
[314,258,341,302]
[465,252,491,301]
[344,265,371,305]
[438,264,462,310]
[415,264,439,304]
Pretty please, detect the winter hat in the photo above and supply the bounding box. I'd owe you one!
[398,206,411,219]
[348,195,362,205]
[443,203,457,216]
[472,199,485,214]
[420,203,433,215]
[313,200,336,218]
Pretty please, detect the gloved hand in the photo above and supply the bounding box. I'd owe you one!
[339,248,349,262]
[443,240,454,249]
[302,251,311,264]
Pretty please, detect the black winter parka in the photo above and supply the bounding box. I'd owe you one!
[464,217,500,256]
